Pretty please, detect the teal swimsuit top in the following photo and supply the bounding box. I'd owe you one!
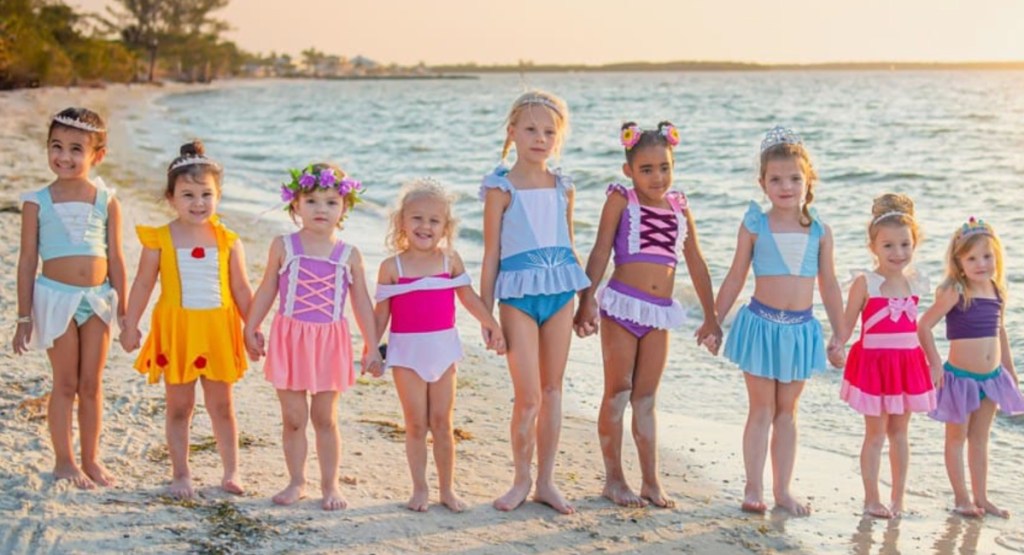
[21,181,112,261]
[742,201,823,278]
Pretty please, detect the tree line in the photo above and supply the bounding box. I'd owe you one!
[0,0,244,89]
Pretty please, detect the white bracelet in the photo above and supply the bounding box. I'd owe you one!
[16,315,31,324]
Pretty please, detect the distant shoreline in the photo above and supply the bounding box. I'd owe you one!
[428,60,1024,73]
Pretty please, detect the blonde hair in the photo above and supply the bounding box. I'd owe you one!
[868,193,922,246]
[759,142,818,228]
[501,90,570,161]
[940,224,1007,308]
[386,178,458,253]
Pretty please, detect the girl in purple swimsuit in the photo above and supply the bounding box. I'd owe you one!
[918,218,1024,518]
[575,122,721,508]
[374,178,505,513]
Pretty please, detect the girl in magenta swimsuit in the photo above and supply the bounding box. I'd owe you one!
[574,122,721,509]
[245,163,382,511]
[374,178,505,513]
[918,217,1024,518]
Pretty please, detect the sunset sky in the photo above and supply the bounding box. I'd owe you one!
[72,0,1024,65]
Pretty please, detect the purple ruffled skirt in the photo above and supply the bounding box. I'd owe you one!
[928,362,1024,424]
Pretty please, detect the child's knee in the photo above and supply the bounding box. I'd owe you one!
[310,410,336,432]
[205,397,235,421]
[166,400,195,422]
[864,430,886,450]
[52,378,79,400]
[629,393,655,414]
[540,384,563,402]
[515,392,542,416]
[428,412,452,435]
[405,418,429,441]
[77,376,101,398]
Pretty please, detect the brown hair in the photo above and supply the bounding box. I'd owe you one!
[386,178,457,253]
[759,142,818,227]
[165,139,223,197]
[622,121,676,165]
[867,193,922,246]
[48,107,107,150]
[501,90,570,161]
[940,224,1007,308]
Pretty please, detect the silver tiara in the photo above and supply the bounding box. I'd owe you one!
[517,95,563,117]
[760,125,802,153]
[871,211,910,226]
[169,155,219,172]
[52,114,105,133]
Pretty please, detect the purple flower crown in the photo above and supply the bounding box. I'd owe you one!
[280,165,363,209]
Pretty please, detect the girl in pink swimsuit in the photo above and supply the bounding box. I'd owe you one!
[374,178,505,512]
[245,163,382,511]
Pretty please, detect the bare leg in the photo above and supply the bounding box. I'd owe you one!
[861,414,891,518]
[200,378,243,494]
[273,390,309,505]
[311,391,345,510]
[597,317,644,508]
[967,400,1007,518]
[741,374,774,513]
[45,321,93,489]
[393,367,430,512]
[632,329,673,508]
[428,366,465,512]
[886,412,911,516]
[165,382,197,499]
[77,316,115,486]
[944,421,982,516]
[532,302,575,515]
[493,304,540,511]
[772,379,810,516]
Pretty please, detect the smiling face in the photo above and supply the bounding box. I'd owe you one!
[507,104,563,165]
[870,224,915,275]
[623,144,674,204]
[168,174,220,225]
[956,237,998,286]
[759,156,807,211]
[47,126,105,180]
[400,195,448,252]
[293,187,347,232]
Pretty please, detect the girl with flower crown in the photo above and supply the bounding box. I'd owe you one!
[480,90,591,514]
[244,163,382,511]
[918,217,1024,518]
[121,140,253,499]
[714,126,845,516]
[14,107,126,489]
[574,121,720,509]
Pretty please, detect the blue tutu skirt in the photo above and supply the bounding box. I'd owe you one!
[724,298,827,383]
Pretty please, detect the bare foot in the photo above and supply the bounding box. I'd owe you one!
[54,463,95,490]
[953,502,984,518]
[272,482,306,506]
[321,485,347,511]
[978,499,1010,519]
[406,488,429,512]
[741,489,767,514]
[440,489,467,513]
[82,461,116,487]
[775,493,811,517]
[889,499,904,518]
[168,476,195,500]
[493,479,532,512]
[602,481,647,508]
[221,473,245,495]
[640,483,676,509]
[864,501,893,519]
[534,482,575,515]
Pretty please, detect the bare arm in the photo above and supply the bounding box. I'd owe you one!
[228,239,254,319]
[918,286,959,387]
[681,207,721,349]
[838,274,868,346]
[479,188,509,312]
[451,250,506,353]
[566,187,584,267]
[243,237,283,360]
[817,224,846,340]
[999,311,1017,384]
[577,194,624,302]
[714,224,755,324]
[372,256,396,344]
[13,202,40,354]
[106,197,128,321]
[347,248,382,375]
[119,247,160,352]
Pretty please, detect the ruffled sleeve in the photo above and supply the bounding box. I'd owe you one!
[210,215,239,249]
[807,206,825,236]
[478,164,513,201]
[93,177,116,199]
[742,201,763,234]
[907,267,930,297]
[667,190,688,212]
[552,168,574,200]
[19,190,39,205]
[136,226,160,249]
[605,183,629,198]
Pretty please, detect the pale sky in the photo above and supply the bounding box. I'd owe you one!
[73,0,1024,65]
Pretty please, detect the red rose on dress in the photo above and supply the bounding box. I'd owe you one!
[194,356,207,369]
[156,353,169,366]
[191,247,205,259]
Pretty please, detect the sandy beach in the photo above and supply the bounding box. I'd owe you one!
[0,84,805,554]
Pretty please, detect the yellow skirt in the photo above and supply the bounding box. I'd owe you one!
[134,302,248,385]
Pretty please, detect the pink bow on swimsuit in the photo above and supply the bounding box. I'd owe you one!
[888,297,918,322]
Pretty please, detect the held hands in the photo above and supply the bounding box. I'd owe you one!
[573,296,600,338]
[12,322,32,355]
[694,318,723,356]
[360,346,384,378]
[480,318,507,355]
[243,325,265,362]
[119,326,142,353]
[826,335,846,368]
[930,365,944,389]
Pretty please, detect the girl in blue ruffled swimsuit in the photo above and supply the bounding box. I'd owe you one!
[480,90,590,515]
[714,126,846,516]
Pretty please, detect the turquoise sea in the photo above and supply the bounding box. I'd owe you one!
[128,72,1024,553]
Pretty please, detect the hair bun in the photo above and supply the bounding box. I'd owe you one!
[180,139,205,157]
[871,193,915,218]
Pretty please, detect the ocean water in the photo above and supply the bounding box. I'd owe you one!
[128,72,1024,552]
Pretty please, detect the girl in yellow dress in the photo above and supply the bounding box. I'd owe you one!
[120,140,253,499]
